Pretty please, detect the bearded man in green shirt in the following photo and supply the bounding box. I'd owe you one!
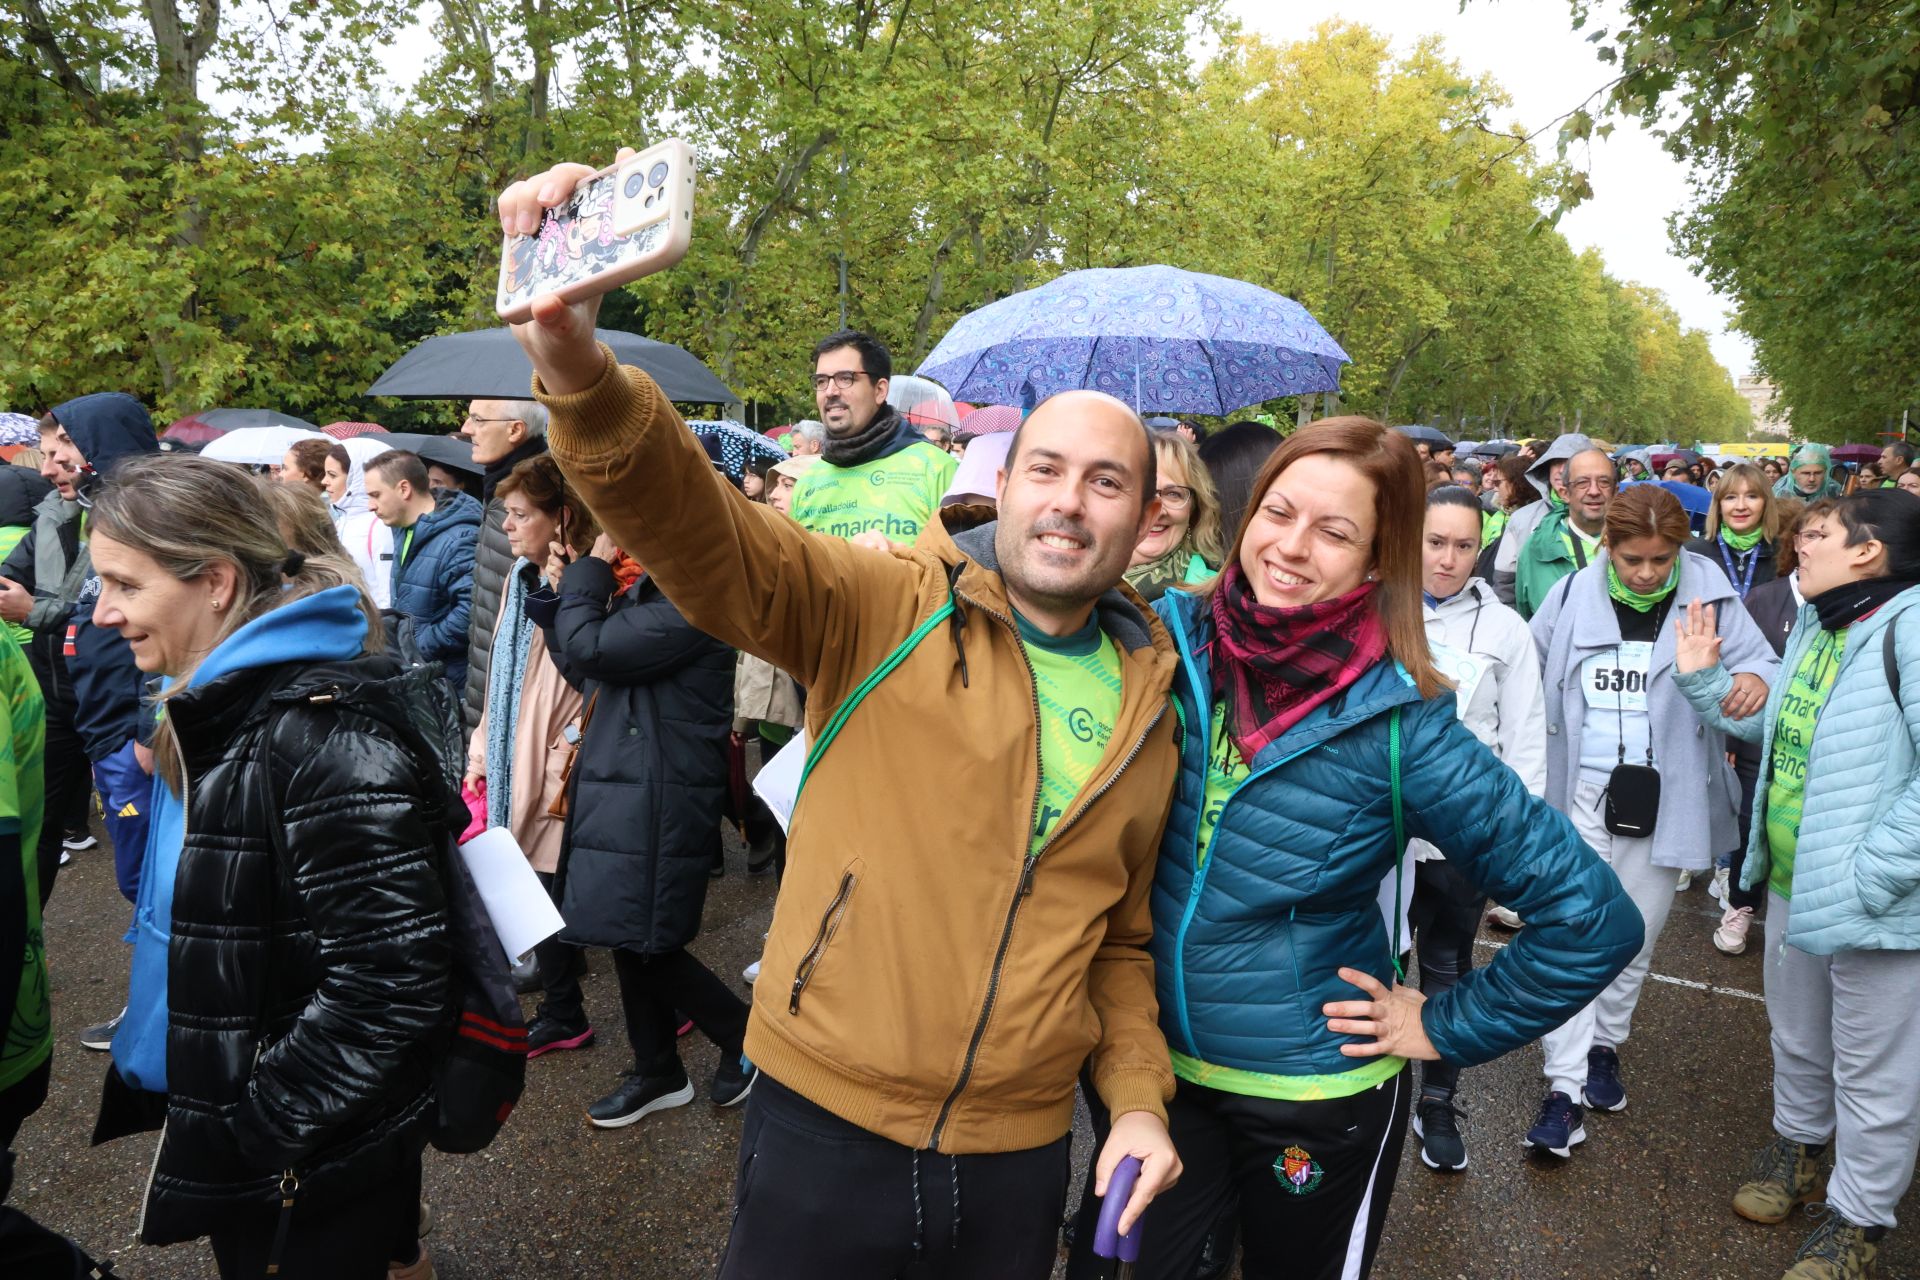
[789,331,958,545]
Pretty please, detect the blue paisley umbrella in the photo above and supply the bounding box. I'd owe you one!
[916,266,1349,416]
[0,413,41,446]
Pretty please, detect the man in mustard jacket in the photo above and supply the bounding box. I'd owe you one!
[502,157,1184,1279]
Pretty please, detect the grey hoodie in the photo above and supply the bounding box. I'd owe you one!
[1491,432,1594,605]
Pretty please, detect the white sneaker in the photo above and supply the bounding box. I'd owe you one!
[1486,905,1523,930]
[742,959,761,985]
[1676,870,1694,892]
[1713,905,1754,955]
[1710,866,1731,906]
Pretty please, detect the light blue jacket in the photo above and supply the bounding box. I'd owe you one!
[1531,551,1780,870]
[1675,586,1920,954]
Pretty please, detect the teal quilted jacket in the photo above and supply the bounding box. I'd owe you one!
[1675,586,1920,955]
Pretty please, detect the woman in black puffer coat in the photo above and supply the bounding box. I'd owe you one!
[529,536,753,1128]
[85,456,451,1279]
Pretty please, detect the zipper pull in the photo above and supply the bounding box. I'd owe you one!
[1019,856,1038,897]
[265,1170,299,1274]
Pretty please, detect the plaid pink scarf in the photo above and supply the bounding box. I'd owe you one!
[1208,563,1389,761]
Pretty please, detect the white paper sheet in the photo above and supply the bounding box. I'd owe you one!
[457,827,566,962]
[750,732,809,835]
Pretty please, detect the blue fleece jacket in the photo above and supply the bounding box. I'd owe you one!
[53,393,159,762]
[112,587,370,1092]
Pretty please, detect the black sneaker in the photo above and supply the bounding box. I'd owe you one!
[62,831,98,852]
[1412,1090,1469,1171]
[711,1054,758,1108]
[1583,1045,1627,1112]
[525,1013,595,1059]
[587,1069,694,1129]
[79,1009,124,1052]
[1524,1090,1586,1158]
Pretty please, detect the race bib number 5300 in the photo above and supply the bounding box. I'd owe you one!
[1580,641,1653,713]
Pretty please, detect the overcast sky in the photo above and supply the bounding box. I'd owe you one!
[1227,0,1753,383]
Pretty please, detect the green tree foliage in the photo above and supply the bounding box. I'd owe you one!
[1,2,1750,445]
[1562,1,1920,442]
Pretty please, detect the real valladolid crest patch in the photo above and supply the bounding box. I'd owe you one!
[1276,1144,1324,1195]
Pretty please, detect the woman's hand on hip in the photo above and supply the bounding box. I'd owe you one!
[1324,967,1439,1061]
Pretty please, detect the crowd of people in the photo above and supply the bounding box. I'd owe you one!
[0,163,1916,1280]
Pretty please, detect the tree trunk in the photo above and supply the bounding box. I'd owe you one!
[909,222,970,363]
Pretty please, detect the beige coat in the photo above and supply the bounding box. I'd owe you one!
[468,591,583,874]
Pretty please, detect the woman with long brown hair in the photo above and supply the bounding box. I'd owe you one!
[1067,417,1641,1280]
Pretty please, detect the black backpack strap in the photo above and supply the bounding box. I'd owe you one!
[1887,609,1903,711]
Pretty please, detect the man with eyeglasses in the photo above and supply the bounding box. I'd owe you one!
[787,331,957,545]
[458,399,550,733]
[1515,448,1618,620]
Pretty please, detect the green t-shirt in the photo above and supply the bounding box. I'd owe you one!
[0,527,29,647]
[0,633,47,1092]
[789,442,959,543]
[1562,523,1601,565]
[1765,628,1846,900]
[1174,698,1404,1100]
[1015,611,1121,856]
[1197,701,1251,869]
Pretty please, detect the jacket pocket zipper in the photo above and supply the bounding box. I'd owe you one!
[789,872,857,1014]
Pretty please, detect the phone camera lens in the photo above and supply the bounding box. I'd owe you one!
[648,161,670,188]
[624,172,645,199]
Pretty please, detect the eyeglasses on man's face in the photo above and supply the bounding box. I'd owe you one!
[812,371,872,391]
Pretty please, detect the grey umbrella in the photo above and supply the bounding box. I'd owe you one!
[366,328,734,405]
[1393,424,1455,448]
[198,408,320,432]
[380,432,481,476]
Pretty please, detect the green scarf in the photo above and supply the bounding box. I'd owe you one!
[1720,524,1765,552]
[1547,489,1567,511]
[1607,560,1679,612]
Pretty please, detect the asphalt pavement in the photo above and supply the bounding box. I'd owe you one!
[11,826,1919,1279]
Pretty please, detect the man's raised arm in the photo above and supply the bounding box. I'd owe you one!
[501,157,921,690]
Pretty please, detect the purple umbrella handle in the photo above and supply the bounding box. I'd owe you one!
[1092,1155,1144,1262]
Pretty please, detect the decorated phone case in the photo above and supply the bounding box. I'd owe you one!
[495,139,696,324]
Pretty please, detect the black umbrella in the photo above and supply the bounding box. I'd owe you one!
[366,328,735,405]
[380,432,481,476]
[1394,425,1454,448]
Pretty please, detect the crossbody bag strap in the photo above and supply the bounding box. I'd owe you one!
[797,594,956,795]
[1389,705,1406,981]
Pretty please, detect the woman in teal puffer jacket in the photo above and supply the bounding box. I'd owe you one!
[1674,488,1920,1280]
[1065,418,1643,1280]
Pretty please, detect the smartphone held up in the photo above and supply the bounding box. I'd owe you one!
[495,140,696,324]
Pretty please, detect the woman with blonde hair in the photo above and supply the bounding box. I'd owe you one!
[1123,432,1224,602]
[259,477,355,569]
[1690,462,1792,603]
[85,454,449,1279]
[1068,418,1641,1279]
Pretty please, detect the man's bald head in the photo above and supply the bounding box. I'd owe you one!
[1005,390,1157,515]
[993,389,1164,633]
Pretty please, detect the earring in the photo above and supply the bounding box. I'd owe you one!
[212,599,223,611]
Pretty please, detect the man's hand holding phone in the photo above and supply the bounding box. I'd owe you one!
[498,153,637,396]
